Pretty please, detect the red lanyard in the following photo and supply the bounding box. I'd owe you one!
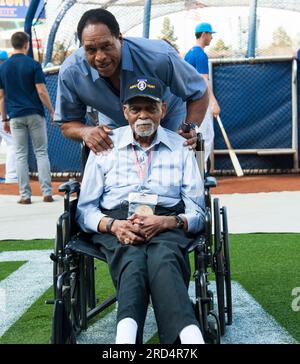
[131,144,154,183]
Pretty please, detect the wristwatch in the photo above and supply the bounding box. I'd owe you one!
[105,217,115,234]
[175,214,185,229]
[182,121,197,132]
[185,121,197,129]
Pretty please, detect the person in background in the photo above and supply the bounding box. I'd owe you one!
[0,32,54,204]
[292,49,300,60]
[0,49,17,184]
[184,22,221,168]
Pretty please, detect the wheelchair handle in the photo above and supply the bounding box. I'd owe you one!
[196,132,204,152]
[58,180,80,194]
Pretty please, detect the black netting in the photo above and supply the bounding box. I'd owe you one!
[28,71,81,174]
[212,60,295,171]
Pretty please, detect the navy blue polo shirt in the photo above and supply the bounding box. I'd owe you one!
[0,53,45,118]
[55,37,208,131]
[184,46,209,75]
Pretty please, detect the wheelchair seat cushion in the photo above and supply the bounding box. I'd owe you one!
[67,235,107,262]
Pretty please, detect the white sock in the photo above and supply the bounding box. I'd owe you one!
[179,324,205,344]
[115,317,138,344]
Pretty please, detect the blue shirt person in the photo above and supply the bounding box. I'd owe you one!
[184,22,220,163]
[184,22,220,119]
[292,49,300,60]
[184,45,209,74]
[54,8,209,154]
[0,32,54,204]
[76,76,205,344]
[0,54,46,119]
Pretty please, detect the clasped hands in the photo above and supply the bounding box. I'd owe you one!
[110,214,177,246]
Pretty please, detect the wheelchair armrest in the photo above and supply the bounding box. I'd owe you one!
[58,180,80,194]
[204,176,217,189]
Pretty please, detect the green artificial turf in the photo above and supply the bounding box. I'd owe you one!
[0,258,115,344]
[229,233,300,342]
[0,261,27,281]
[0,234,299,343]
[0,239,53,252]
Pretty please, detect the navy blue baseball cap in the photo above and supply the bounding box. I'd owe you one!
[195,22,216,34]
[123,77,164,104]
[0,50,8,61]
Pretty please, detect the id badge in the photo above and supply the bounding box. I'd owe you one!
[128,192,158,217]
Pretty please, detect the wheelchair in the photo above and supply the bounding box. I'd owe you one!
[48,134,232,344]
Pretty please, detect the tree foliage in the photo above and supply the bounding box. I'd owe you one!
[272,26,292,47]
[160,17,178,51]
[212,39,230,52]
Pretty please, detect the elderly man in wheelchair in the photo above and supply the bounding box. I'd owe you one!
[49,77,232,344]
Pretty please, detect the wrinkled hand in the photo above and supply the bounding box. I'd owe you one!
[82,125,113,154]
[111,219,146,245]
[177,127,197,150]
[128,214,176,242]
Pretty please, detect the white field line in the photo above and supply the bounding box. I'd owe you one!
[0,250,53,337]
[78,281,297,344]
[0,250,297,344]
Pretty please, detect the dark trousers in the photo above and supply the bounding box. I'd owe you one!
[91,204,200,344]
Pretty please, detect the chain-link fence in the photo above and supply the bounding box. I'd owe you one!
[28,68,82,176]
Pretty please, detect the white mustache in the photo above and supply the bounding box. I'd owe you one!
[135,119,154,126]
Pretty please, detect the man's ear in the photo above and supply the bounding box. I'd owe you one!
[119,33,123,45]
[161,102,167,119]
[123,104,128,120]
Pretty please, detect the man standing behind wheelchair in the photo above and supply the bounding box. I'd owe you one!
[54,8,209,153]
[76,77,206,344]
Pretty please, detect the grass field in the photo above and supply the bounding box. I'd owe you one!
[0,233,299,344]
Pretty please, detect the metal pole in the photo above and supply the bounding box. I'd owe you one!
[143,0,152,38]
[24,0,41,59]
[291,59,299,169]
[247,0,257,58]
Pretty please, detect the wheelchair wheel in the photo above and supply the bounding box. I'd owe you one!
[205,312,221,344]
[51,254,82,344]
[221,206,232,326]
[51,299,76,344]
[69,269,82,335]
[213,198,226,336]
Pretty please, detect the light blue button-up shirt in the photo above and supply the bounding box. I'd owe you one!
[76,126,205,234]
[55,37,207,131]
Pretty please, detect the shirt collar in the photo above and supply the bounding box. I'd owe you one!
[121,40,133,71]
[116,125,174,151]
